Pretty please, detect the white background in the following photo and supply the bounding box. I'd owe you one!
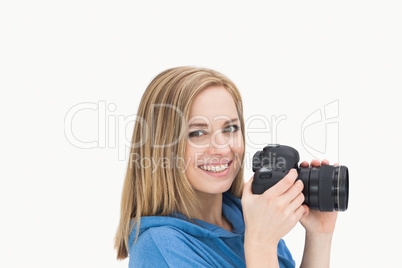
[1,1,401,267]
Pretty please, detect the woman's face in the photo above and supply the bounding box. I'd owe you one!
[184,86,244,195]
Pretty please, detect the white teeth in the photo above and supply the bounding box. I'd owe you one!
[199,163,229,173]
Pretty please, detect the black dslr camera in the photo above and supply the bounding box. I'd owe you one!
[252,144,349,211]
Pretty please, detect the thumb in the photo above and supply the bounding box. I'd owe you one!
[299,204,310,223]
[242,176,254,196]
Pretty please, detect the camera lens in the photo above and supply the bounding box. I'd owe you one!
[298,165,349,211]
[334,166,349,211]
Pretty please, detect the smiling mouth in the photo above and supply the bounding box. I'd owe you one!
[198,160,233,173]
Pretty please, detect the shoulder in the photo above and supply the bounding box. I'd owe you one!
[129,227,169,267]
[277,239,296,268]
[129,226,212,267]
[130,226,184,255]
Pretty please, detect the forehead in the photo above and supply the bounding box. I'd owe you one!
[188,86,238,121]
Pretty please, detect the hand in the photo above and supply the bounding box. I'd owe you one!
[242,169,306,247]
[299,159,338,234]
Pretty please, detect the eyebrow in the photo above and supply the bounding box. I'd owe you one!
[188,118,239,128]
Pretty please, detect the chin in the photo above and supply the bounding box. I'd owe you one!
[197,181,233,195]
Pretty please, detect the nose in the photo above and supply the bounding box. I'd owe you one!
[207,132,231,155]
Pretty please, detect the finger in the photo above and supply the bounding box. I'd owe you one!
[321,159,329,165]
[300,161,309,168]
[288,191,305,212]
[299,205,309,220]
[242,176,254,196]
[334,163,339,166]
[310,159,321,167]
[282,180,304,202]
[264,169,298,197]
[294,205,306,220]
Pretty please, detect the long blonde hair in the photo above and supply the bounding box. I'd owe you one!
[114,66,245,259]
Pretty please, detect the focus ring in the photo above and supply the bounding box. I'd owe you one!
[318,165,335,211]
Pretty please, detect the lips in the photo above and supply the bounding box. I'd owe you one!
[198,160,233,173]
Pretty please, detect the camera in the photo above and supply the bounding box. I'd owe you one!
[252,144,349,211]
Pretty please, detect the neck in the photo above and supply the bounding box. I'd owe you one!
[193,191,225,227]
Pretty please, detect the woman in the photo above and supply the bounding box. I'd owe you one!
[114,66,338,267]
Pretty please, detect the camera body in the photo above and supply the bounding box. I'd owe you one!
[252,144,349,212]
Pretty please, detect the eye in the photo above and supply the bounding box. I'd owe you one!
[222,125,239,133]
[188,130,205,138]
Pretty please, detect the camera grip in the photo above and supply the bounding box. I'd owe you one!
[251,169,283,195]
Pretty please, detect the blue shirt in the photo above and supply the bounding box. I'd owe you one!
[128,191,295,267]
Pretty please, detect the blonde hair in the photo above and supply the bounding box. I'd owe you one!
[114,66,245,259]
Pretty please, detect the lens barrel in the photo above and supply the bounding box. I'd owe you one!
[298,165,349,212]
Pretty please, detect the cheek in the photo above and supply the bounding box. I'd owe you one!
[232,145,244,165]
[230,133,244,155]
[184,144,191,162]
[231,141,244,173]
[185,143,205,169]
